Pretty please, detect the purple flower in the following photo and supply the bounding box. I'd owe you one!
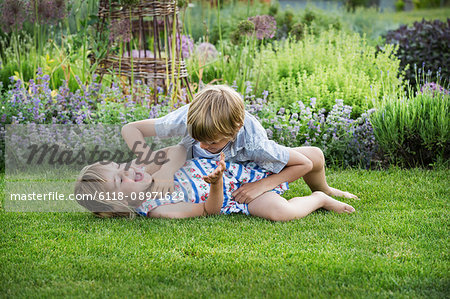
[195,42,218,63]
[29,0,66,25]
[245,81,253,95]
[177,34,194,59]
[420,82,449,96]
[0,0,27,32]
[248,15,277,40]
[109,18,131,42]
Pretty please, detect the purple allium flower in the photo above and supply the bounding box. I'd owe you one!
[0,0,27,32]
[109,18,132,42]
[52,0,66,20]
[248,15,277,40]
[195,42,218,63]
[29,0,66,25]
[177,34,194,59]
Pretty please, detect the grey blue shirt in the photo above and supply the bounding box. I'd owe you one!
[154,104,290,173]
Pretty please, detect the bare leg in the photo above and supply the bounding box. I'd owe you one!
[293,147,358,199]
[148,202,205,219]
[248,191,355,222]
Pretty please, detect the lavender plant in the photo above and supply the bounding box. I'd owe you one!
[1,68,173,126]
[371,86,450,167]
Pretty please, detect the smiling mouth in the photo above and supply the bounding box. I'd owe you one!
[135,172,143,182]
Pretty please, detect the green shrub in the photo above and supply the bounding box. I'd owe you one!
[371,90,449,167]
[413,0,447,9]
[254,29,404,117]
[384,19,450,88]
[395,0,405,11]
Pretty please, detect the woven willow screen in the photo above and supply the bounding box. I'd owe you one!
[95,0,192,102]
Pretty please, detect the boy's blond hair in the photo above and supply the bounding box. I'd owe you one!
[187,85,245,142]
[74,163,135,218]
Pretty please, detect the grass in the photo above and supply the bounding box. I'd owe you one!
[0,168,449,298]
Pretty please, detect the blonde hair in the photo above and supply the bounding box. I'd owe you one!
[74,162,135,218]
[187,85,245,142]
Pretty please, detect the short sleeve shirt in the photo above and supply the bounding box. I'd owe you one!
[154,104,289,173]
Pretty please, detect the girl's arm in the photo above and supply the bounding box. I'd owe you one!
[147,153,226,218]
[202,152,226,215]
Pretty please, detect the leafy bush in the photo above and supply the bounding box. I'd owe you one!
[245,83,379,168]
[371,88,449,167]
[384,19,450,88]
[413,0,447,9]
[254,29,404,117]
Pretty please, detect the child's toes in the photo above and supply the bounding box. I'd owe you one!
[345,204,355,213]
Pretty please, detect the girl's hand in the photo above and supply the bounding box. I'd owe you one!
[203,152,226,185]
[151,170,175,195]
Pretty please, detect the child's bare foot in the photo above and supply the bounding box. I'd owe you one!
[313,191,356,214]
[326,187,359,200]
[203,152,226,184]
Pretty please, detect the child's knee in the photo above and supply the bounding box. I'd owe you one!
[310,147,325,169]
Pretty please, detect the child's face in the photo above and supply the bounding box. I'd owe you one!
[98,162,153,207]
[198,136,232,154]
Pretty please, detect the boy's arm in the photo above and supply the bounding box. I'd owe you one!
[151,145,187,195]
[232,149,312,204]
[122,104,189,161]
[122,119,158,162]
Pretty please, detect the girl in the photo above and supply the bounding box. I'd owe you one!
[75,146,355,220]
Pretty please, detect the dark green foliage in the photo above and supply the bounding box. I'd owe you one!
[384,19,450,88]
[371,91,450,167]
[302,9,316,26]
[414,0,450,9]
[345,0,380,11]
[395,0,405,11]
[275,9,295,39]
[289,23,304,40]
[268,2,278,16]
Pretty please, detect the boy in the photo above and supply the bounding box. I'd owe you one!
[122,85,356,221]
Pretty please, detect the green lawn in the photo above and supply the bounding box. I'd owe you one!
[0,168,449,298]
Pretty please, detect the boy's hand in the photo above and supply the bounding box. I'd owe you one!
[151,170,175,195]
[203,152,226,185]
[232,181,266,204]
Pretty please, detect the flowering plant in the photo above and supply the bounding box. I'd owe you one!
[1,68,177,125]
[245,82,379,168]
